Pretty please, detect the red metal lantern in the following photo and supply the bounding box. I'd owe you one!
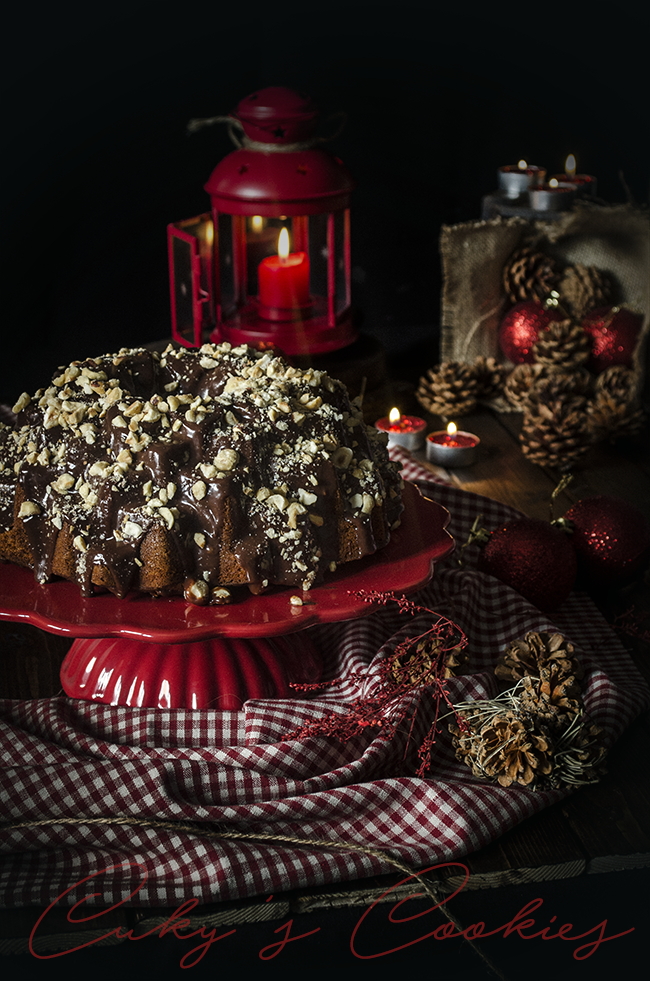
[168,87,358,356]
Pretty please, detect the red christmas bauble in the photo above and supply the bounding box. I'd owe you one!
[477,517,577,612]
[499,301,564,364]
[563,495,650,590]
[582,305,643,374]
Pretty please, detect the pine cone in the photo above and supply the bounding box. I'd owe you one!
[416,361,478,418]
[554,719,608,786]
[519,669,582,730]
[503,363,547,410]
[587,365,646,443]
[495,630,584,687]
[558,264,612,320]
[532,318,591,369]
[596,364,640,402]
[588,397,646,444]
[451,709,554,788]
[389,636,468,688]
[502,247,560,305]
[520,393,593,469]
[472,355,508,402]
[532,366,592,401]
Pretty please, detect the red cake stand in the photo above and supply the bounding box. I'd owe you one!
[0,483,453,710]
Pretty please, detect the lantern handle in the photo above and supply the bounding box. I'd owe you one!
[186,112,347,152]
[186,115,246,147]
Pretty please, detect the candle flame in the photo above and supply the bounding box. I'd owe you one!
[549,178,559,188]
[447,421,457,436]
[278,227,290,260]
[389,407,401,424]
[517,159,527,170]
[565,154,576,177]
[251,215,264,232]
[205,220,214,246]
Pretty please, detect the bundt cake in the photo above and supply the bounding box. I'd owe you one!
[0,342,403,604]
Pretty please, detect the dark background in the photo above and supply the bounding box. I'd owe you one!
[4,1,649,405]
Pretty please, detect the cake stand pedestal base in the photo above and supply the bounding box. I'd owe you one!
[60,633,323,710]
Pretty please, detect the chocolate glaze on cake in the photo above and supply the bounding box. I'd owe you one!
[0,343,403,603]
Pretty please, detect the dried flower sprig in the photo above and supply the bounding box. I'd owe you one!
[283,591,468,778]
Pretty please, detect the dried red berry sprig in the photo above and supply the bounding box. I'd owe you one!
[283,591,468,778]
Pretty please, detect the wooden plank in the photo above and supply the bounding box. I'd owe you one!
[292,866,453,915]
[0,904,129,956]
[0,622,71,699]
[412,408,568,521]
[467,803,587,876]
[495,409,650,523]
[0,893,292,955]
[439,800,587,891]
[559,713,650,872]
[131,893,291,931]
[443,861,586,893]
[562,438,650,524]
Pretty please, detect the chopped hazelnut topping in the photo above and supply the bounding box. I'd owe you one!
[12,392,31,413]
[52,473,75,494]
[192,480,207,501]
[215,448,239,471]
[184,578,209,604]
[122,519,144,539]
[159,507,175,529]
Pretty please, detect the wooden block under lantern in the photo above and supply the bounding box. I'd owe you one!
[439,203,650,399]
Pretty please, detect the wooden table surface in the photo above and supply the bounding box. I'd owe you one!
[1,389,649,962]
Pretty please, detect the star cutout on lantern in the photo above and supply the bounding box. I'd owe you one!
[273,126,286,138]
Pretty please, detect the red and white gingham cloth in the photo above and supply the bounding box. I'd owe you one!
[1,450,648,908]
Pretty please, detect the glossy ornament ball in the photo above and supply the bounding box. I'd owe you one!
[477,517,577,612]
[563,495,650,590]
[582,305,642,374]
[499,301,564,364]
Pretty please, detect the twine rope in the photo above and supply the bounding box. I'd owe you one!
[2,814,509,978]
[185,113,347,152]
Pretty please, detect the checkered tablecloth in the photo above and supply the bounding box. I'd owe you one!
[1,450,648,908]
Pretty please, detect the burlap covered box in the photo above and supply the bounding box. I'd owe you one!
[439,203,649,393]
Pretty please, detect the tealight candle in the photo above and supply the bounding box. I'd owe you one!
[376,408,426,451]
[426,422,480,467]
[549,154,597,198]
[529,180,577,212]
[498,161,546,199]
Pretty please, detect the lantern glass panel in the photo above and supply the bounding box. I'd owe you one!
[168,215,214,347]
[170,233,194,336]
[308,213,328,297]
[216,212,235,315]
[333,210,350,315]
